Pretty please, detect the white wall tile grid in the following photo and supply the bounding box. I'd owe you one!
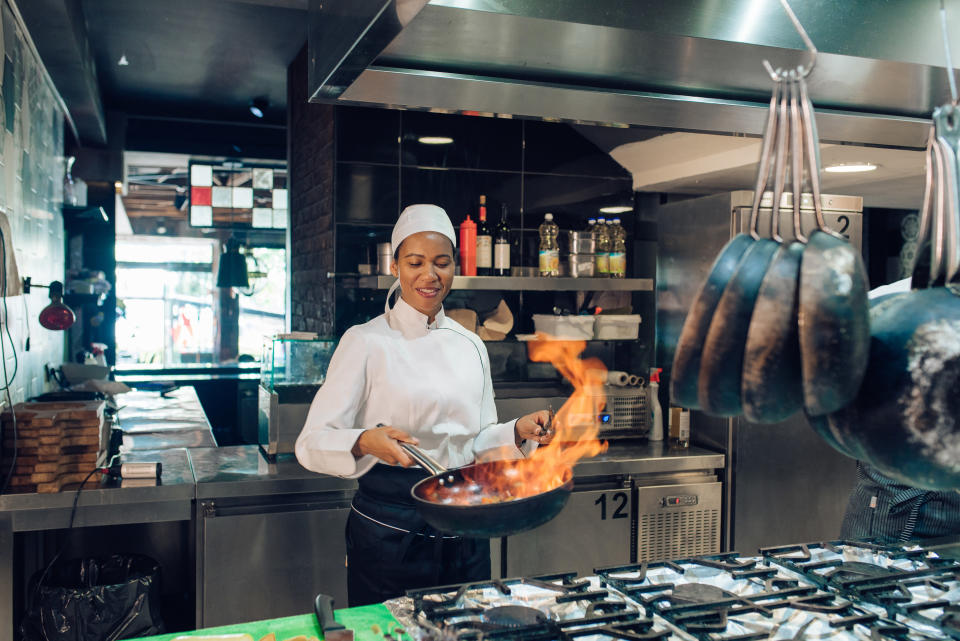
[0,0,66,404]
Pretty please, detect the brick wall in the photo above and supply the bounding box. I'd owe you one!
[287,46,335,335]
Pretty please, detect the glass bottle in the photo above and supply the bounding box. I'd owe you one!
[494,204,511,276]
[476,195,493,276]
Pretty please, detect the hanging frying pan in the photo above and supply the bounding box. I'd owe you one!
[741,76,806,424]
[807,111,960,489]
[804,128,939,462]
[696,77,788,417]
[670,81,782,409]
[796,76,870,417]
[399,443,573,538]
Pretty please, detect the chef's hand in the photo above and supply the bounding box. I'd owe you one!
[515,409,555,448]
[351,426,419,466]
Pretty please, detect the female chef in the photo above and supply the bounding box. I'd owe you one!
[295,204,554,606]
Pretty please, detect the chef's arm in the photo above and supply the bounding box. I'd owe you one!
[294,329,378,478]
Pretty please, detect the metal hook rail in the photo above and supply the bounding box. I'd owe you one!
[942,0,959,104]
[762,0,818,81]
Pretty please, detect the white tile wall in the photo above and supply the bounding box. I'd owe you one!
[0,0,65,404]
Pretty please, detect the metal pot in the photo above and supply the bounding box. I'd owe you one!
[400,443,573,538]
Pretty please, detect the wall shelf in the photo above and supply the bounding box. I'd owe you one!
[345,275,653,292]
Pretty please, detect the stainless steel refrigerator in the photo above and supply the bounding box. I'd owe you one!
[655,190,862,554]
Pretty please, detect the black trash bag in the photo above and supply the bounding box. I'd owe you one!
[21,554,166,641]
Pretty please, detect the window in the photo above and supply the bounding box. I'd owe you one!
[115,237,217,366]
[238,247,286,359]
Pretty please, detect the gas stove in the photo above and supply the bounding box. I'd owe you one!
[388,572,690,641]
[762,541,960,640]
[383,543,959,641]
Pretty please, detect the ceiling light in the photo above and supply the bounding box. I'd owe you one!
[418,136,454,145]
[600,205,633,214]
[118,54,129,66]
[249,97,269,119]
[824,162,879,173]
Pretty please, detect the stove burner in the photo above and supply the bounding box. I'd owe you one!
[827,562,901,583]
[483,605,546,628]
[670,583,737,605]
[939,604,960,631]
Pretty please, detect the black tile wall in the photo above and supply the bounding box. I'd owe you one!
[335,106,399,165]
[334,163,399,224]
[331,107,648,366]
[523,120,631,178]
[400,167,523,228]
[400,111,522,171]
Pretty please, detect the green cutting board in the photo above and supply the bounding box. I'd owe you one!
[136,604,402,641]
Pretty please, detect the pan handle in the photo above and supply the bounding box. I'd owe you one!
[399,442,448,475]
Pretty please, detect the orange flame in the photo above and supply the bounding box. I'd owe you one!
[526,333,609,472]
[428,333,608,505]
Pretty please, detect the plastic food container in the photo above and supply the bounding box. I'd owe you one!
[532,314,595,339]
[594,314,642,340]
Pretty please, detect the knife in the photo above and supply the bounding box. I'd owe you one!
[314,593,353,641]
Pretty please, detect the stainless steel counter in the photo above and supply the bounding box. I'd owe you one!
[191,446,357,499]
[188,441,723,498]
[0,386,724,639]
[574,440,724,478]
[117,387,218,450]
[0,447,195,531]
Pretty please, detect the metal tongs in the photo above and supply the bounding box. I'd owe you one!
[535,405,555,440]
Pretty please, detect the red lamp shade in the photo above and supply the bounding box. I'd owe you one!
[38,281,75,330]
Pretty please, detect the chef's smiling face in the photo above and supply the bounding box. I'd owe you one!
[391,231,455,322]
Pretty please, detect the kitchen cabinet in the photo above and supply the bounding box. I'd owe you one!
[196,493,351,628]
[191,447,358,629]
[501,444,724,577]
[503,483,633,577]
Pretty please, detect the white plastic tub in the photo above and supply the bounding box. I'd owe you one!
[532,314,595,340]
[594,314,642,340]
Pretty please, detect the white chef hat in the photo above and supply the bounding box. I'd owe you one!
[391,204,457,257]
[385,204,457,312]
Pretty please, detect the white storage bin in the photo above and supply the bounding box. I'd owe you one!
[532,314,595,340]
[594,314,642,340]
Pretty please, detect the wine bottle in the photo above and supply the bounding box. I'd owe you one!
[476,195,493,276]
[494,204,511,276]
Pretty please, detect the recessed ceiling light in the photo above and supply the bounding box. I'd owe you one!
[418,136,454,145]
[117,54,129,66]
[599,205,632,214]
[249,97,269,119]
[824,162,878,173]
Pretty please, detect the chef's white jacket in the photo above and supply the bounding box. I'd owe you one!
[295,297,536,478]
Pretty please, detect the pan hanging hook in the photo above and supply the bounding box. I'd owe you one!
[941,0,959,104]
[762,0,818,80]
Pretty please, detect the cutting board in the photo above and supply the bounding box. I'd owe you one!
[135,604,402,641]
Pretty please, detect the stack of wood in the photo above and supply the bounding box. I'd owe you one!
[0,401,106,493]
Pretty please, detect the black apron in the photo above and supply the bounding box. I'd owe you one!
[841,461,960,543]
[346,463,491,607]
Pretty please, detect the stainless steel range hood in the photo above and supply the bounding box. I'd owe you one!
[308,1,960,149]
